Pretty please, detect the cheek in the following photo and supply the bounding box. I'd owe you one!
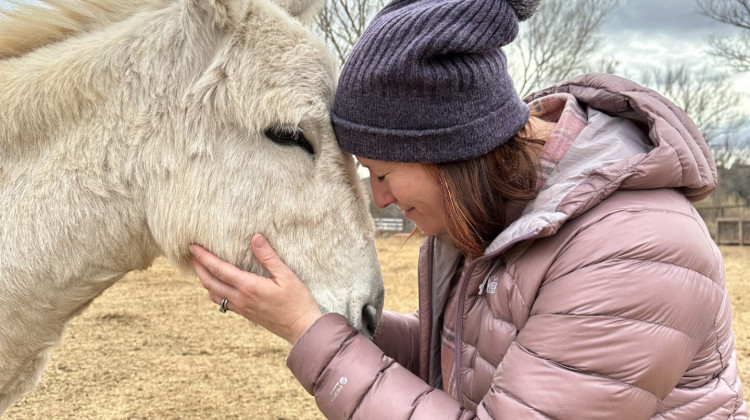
[424,182,448,226]
[421,178,444,208]
[429,195,448,226]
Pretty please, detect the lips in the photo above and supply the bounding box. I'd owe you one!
[401,207,415,218]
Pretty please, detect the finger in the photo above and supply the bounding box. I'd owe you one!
[191,257,239,306]
[191,257,215,290]
[190,257,214,291]
[189,244,247,287]
[251,234,293,280]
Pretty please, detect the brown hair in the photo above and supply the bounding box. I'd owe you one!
[430,116,547,259]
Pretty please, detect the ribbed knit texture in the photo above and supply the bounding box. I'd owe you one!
[332,0,539,163]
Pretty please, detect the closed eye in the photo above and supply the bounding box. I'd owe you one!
[264,127,315,155]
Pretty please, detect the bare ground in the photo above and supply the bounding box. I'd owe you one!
[4,238,748,419]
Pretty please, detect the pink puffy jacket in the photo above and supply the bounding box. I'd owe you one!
[286,74,748,419]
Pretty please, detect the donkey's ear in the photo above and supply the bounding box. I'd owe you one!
[268,0,326,23]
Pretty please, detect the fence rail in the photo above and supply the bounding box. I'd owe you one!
[716,219,749,246]
[694,204,749,245]
[373,217,404,232]
[374,208,750,243]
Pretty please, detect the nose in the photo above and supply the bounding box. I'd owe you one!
[369,178,395,209]
[350,291,383,339]
[361,304,379,338]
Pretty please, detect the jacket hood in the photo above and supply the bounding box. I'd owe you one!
[528,73,716,200]
[484,73,717,256]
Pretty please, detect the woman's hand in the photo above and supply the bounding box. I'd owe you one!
[189,234,323,345]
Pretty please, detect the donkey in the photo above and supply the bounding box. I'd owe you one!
[0,0,384,414]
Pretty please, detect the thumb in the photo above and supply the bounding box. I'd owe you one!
[251,234,292,279]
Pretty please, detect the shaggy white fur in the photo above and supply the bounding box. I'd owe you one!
[0,0,383,413]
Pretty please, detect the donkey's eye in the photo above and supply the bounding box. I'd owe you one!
[264,127,314,155]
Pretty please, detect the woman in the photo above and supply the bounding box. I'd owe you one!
[189,0,748,418]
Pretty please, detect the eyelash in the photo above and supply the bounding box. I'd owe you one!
[264,127,315,155]
[376,175,386,182]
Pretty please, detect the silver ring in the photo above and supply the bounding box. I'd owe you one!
[219,298,228,313]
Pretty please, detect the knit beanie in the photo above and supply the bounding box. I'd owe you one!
[331,0,541,163]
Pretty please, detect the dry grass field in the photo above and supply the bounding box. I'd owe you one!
[4,238,749,419]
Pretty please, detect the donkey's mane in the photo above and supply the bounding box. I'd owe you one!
[0,0,169,59]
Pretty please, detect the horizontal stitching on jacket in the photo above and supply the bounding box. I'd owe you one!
[513,341,663,402]
[486,386,555,419]
[409,388,439,420]
[543,312,700,346]
[545,205,719,280]
[312,330,358,393]
[545,256,723,296]
[656,378,722,415]
[662,377,737,420]
[350,358,396,419]
[606,256,717,288]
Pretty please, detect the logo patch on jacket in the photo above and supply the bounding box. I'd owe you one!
[487,277,498,294]
[328,376,348,406]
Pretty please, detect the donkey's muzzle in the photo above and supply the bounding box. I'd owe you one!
[362,304,379,338]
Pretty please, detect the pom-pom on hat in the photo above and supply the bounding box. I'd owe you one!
[332,0,542,163]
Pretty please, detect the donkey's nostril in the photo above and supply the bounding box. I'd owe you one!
[362,304,379,338]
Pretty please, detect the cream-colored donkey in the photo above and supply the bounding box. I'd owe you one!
[0,0,384,414]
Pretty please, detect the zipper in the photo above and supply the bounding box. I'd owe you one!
[422,236,435,384]
[452,231,537,405]
[453,257,479,406]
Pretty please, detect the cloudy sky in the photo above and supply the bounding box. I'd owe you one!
[1,0,747,103]
[1,0,746,83]
[598,0,750,94]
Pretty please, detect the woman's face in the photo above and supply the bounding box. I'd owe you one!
[357,156,448,235]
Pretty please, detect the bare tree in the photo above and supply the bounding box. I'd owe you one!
[637,64,748,167]
[313,0,619,91]
[312,0,386,66]
[696,0,750,71]
[507,0,621,98]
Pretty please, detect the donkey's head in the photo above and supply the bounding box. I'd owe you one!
[0,0,381,414]
[136,0,383,335]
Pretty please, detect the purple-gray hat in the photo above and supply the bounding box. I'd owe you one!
[332,0,541,163]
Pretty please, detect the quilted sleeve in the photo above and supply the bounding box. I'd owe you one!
[372,310,420,374]
[287,313,479,420]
